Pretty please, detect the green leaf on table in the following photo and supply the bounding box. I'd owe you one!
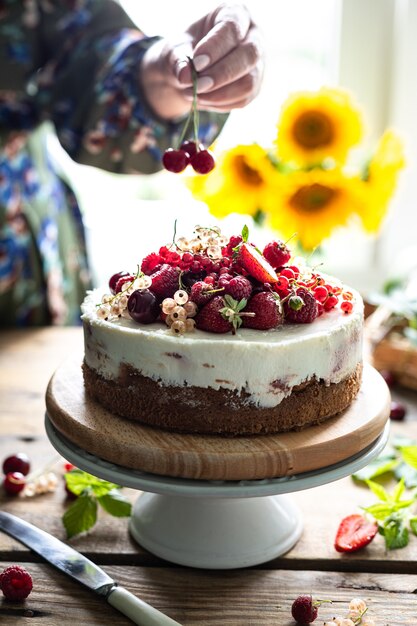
[394,462,417,488]
[393,478,406,502]
[63,492,98,539]
[65,469,120,498]
[97,489,132,517]
[365,479,389,502]
[409,517,417,536]
[380,514,410,550]
[400,446,417,470]
[352,456,399,482]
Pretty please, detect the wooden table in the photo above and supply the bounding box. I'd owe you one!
[1,328,417,625]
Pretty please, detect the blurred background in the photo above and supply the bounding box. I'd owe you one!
[47,0,417,295]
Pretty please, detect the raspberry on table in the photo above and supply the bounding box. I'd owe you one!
[263,240,291,268]
[0,565,33,601]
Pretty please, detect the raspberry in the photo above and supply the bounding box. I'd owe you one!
[195,296,232,333]
[224,276,252,301]
[285,288,318,324]
[141,253,162,275]
[189,281,216,306]
[291,595,319,624]
[0,565,33,601]
[149,264,179,300]
[242,292,283,330]
[263,240,291,269]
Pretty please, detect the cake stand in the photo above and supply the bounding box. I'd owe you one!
[45,360,391,569]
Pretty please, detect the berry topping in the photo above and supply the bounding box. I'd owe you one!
[224,276,252,301]
[263,240,291,269]
[2,453,30,476]
[109,271,130,295]
[334,514,378,553]
[291,595,319,624]
[190,149,216,174]
[195,296,233,334]
[284,288,318,324]
[181,269,205,290]
[3,472,26,495]
[115,274,135,294]
[238,243,278,284]
[180,140,198,158]
[162,148,188,173]
[149,264,180,300]
[127,289,160,324]
[0,565,33,601]
[141,252,162,275]
[389,400,406,421]
[242,292,283,330]
[189,281,217,306]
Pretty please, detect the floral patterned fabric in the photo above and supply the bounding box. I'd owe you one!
[0,0,227,326]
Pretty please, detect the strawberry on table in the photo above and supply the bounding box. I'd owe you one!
[238,243,278,284]
[242,292,283,330]
[334,514,378,553]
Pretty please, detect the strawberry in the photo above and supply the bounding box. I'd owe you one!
[238,243,278,284]
[242,292,283,330]
[334,514,378,553]
[195,296,233,333]
[284,287,318,324]
[263,240,291,269]
[149,264,179,300]
[224,276,252,301]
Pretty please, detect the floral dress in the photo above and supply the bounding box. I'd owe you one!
[0,0,227,326]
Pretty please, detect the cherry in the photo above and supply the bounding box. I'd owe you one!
[390,401,407,421]
[2,453,30,476]
[109,271,130,295]
[180,140,198,158]
[114,274,135,294]
[162,148,188,173]
[127,289,160,324]
[180,270,205,290]
[3,472,26,495]
[190,149,215,174]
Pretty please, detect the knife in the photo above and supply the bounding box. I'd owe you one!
[0,511,181,625]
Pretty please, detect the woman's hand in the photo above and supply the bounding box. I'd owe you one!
[140,3,264,120]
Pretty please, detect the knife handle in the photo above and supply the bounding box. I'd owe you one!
[107,586,182,626]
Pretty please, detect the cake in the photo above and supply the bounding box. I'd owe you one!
[81,225,363,435]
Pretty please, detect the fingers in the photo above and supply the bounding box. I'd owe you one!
[185,69,262,112]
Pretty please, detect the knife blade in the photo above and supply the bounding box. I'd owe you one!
[0,511,181,625]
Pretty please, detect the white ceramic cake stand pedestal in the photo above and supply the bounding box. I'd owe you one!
[45,415,389,570]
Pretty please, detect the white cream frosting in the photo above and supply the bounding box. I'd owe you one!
[81,286,363,409]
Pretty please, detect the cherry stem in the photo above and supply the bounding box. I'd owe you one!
[189,57,199,149]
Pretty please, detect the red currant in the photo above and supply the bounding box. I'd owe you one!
[341,300,353,314]
[324,295,338,310]
[162,148,188,173]
[313,285,328,303]
[191,149,215,174]
[2,453,30,476]
[280,268,295,280]
[3,472,26,495]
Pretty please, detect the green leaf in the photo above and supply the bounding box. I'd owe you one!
[65,470,120,498]
[352,457,399,482]
[382,516,409,550]
[97,490,132,517]
[409,517,417,536]
[365,479,389,502]
[394,462,417,488]
[63,493,97,539]
[236,298,247,312]
[224,294,238,309]
[400,446,417,470]
[362,503,395,520]
[393,478,406,502]
[241,224,249,242]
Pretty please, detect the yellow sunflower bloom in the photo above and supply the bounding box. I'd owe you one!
[187,144,281,219]
[357,130,405,233]
[264,168,365,250]
[275,88,363,166]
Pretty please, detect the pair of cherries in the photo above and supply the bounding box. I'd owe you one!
[162,140,215,174]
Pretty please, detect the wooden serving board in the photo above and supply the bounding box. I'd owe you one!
[45,359,390,481]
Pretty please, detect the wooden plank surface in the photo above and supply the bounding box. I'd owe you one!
[1,564,417,625]
[45,356,390,480]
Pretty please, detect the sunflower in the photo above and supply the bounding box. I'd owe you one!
[357,130,405,233]
[187,143,281,219]
[264,168,365,250]
[275,88,363,166]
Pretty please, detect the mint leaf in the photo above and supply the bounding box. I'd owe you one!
[365,479,389,502]
[98,490,132,517]
[363,503,396,520]
[400,446,417,470]
[410,517,417,536]
[241,224,249,242]
[65,469,120,498]
[63,492,97,539]
[352,457,399,482]
[393,478,406,502]
[382,515,409,550]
